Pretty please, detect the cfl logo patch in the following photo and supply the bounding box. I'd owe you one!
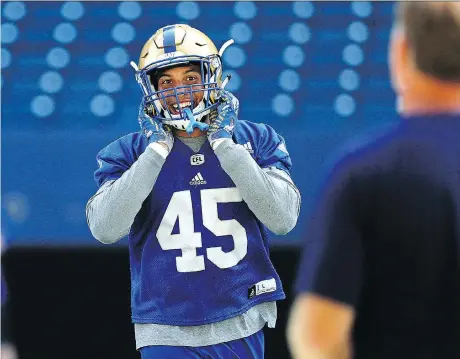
[190,154,205,166]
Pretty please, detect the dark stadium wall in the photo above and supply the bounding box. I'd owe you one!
[2,247,301,359]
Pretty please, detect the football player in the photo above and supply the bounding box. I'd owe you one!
[86,24,301,359]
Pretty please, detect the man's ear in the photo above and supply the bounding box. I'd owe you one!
[389,27,409,95]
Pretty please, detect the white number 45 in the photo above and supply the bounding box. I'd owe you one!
[157,188,248,273]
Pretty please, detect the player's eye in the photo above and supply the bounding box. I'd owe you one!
[160,78,172,85]
[186,76,197,82]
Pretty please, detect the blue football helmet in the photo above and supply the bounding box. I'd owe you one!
[131,24,233,131]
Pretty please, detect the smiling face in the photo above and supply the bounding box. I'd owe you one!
[154,63,205,116]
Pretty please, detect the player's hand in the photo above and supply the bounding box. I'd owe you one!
[138,103,174,152]
[207,90,239,146]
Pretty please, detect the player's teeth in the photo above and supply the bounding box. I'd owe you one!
[172,102,191,110]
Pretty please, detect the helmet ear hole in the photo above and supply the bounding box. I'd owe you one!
[148,71,159,90]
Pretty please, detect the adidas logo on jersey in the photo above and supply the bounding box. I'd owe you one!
[190,172,207,186]
[243,142,254,153]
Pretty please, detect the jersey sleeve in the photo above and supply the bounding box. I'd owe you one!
[295,157,364,307]
[255,124,292,174]
[94,136,137,187]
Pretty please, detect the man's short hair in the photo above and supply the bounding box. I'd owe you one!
[397,2,460,82]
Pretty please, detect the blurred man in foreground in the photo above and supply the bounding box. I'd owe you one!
[288,3,460,359]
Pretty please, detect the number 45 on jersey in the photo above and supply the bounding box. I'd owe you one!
[157,188,248,273]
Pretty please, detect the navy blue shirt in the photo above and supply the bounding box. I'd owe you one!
[296,114,460,359]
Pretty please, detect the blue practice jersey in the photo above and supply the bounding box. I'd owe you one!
[94,121,290,325]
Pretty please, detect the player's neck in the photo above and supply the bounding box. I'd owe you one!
[400,85,460,116]
[174,128,207,138]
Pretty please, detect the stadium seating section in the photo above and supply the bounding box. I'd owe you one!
[2,1,397,245]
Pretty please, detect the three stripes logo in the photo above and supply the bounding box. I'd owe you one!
[190,172,207,186]
[243,142,254,154]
